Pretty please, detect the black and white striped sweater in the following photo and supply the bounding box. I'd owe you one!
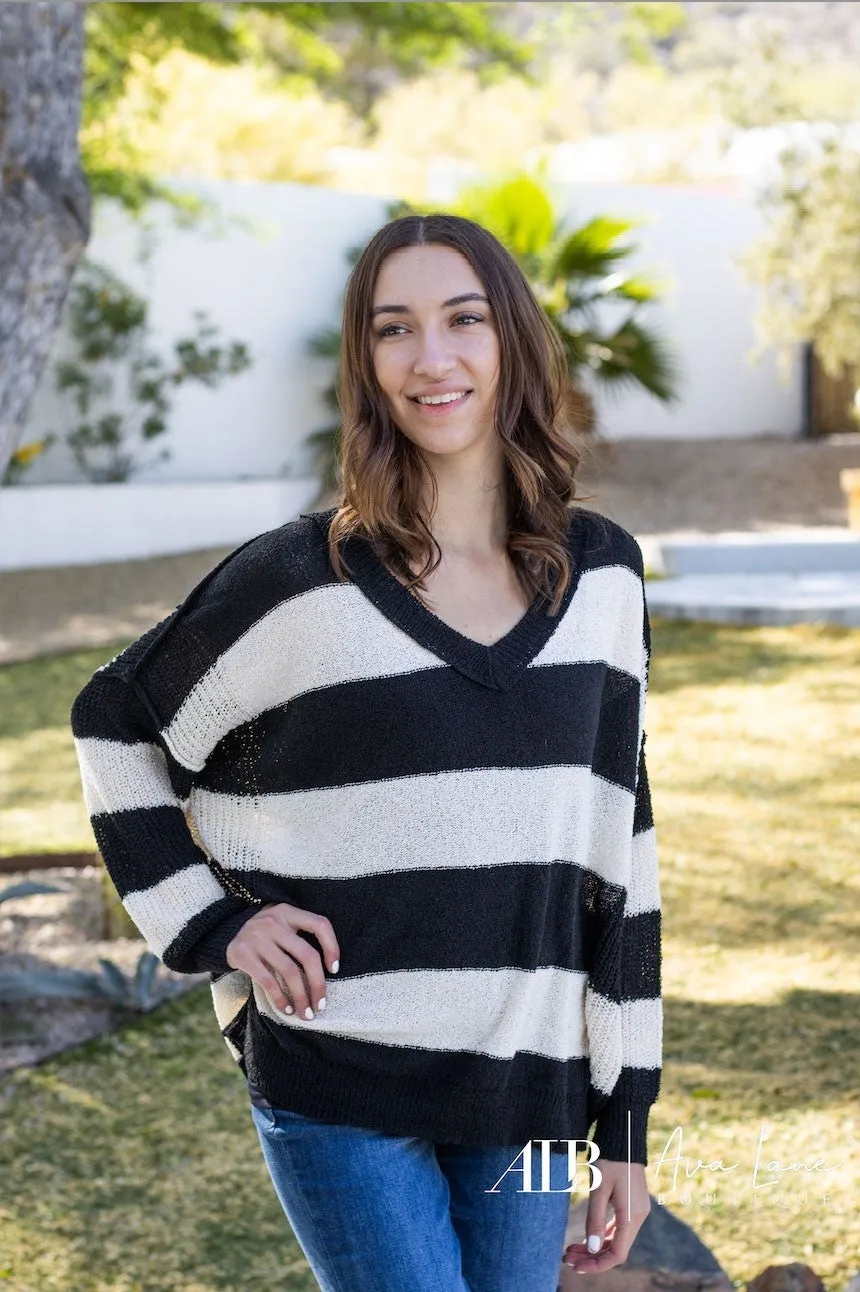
[71,505,662,1164]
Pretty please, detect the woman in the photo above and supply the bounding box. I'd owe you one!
[71,213,663,1291]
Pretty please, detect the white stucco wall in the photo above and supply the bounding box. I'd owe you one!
[19,180,390,487]
[552,180,803,441]
[15,175,803,492]
[0,479,322,570]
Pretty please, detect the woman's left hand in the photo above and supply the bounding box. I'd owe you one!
[562,1159,651,1272]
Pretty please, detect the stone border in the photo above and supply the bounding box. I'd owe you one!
[0,851,98,874]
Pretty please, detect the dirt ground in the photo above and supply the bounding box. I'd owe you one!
[3,432,858,665]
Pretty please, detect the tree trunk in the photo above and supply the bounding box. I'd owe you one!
[0,3,91,481]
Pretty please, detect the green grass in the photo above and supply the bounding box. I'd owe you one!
[0,989,316,1292]
[1,623,859,1289]
[0,644,136,856]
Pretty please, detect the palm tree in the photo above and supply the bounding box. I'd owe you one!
[304,171,684,505]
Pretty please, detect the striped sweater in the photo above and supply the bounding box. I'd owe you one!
[71,505,662,1165]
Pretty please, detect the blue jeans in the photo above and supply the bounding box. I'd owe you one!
[250,1102,573,1292]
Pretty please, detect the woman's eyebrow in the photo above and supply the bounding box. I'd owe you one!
[370,292,489,319]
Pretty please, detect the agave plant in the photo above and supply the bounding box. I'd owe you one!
[0,950,185,1013]
[0,880,66,904]
[303,173,684,504]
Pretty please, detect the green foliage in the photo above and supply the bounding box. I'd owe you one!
[0,880,179,1027]
[737,136,860,419]
[303,172,683,498]
[527,1,688,70]
[0,880,65,905]
[453,174,682,406]
[50,259,252,483]
[81,2,532,218]
[1,436,56,486]
[0,950,184,1012]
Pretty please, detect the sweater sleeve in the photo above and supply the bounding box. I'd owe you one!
[592,585,663,1166]
[71,664,263,976]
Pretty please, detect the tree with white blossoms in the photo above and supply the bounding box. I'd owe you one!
[736,136,860,428]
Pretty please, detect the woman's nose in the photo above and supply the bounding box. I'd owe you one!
[412,330,456,376]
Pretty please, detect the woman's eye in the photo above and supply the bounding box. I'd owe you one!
[375,313,484,339]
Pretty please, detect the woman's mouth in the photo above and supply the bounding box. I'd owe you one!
[408,390,473,415]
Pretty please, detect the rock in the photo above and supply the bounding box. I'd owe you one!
[558,1193,733,1292]
[747,1265,825,1292]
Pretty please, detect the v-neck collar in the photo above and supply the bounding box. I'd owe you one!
[302,505,589,692]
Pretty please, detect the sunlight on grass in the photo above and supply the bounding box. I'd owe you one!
[0,990,318,1291]
[644,619,860,1285]
[0,643,134,855]
[0,622,858,1287]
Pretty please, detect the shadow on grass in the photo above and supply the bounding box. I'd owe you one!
[0,985,316,1291]
[664,988,860,1114]
[648,617,860,696]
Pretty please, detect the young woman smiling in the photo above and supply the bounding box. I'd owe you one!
[72,214,663,1291]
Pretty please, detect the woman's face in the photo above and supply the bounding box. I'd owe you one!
[369,244,501,459]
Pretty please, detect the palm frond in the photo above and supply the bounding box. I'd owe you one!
[307,326,343,359]
[585,318,686,404]
[454,174,556,261]
[548,215,646,280]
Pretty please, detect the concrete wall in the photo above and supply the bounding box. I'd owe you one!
[14,175,803,492]
[553,180,803,441]
[18,181,389,487]
[0,479,322,570]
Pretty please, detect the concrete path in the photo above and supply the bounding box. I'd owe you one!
[646,526,860,626]
[0,546,236,664]
[646,571,860,626]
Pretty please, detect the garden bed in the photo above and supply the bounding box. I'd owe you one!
[0,864,207,1073]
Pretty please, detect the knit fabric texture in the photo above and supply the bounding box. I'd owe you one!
[71,505,662,1165]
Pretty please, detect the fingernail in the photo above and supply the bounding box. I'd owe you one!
[587,1234,602,1253]
[304,1006,314,1019]
[285,1004,294,1014]
[331,960,339,973]
[318,997,327,1011]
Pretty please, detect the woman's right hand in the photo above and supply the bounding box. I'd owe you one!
[225,901,340,1020]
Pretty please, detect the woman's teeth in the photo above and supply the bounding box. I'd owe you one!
[412,391,470,406]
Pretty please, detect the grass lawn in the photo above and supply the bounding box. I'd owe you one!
[0,645,138,857]
[1,623,859,1290]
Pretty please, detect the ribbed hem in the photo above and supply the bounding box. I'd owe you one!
[188,909,260,975]
[592,1098,652,1165]
[245,1006,595,1157]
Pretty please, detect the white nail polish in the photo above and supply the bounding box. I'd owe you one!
[331,960,339,973]
[587,1234,602,1253]
[285,1004,294,1014]
[304,1006,314,1020]
[318,997,327,1011]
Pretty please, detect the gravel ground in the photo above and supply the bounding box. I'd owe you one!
[2,433,858,664]
[574,431,859,534]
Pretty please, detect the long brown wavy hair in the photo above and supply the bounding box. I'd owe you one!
[326,212,601,616]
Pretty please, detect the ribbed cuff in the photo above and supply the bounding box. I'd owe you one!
[592,1099,652,1166]
[188,909,261,975]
